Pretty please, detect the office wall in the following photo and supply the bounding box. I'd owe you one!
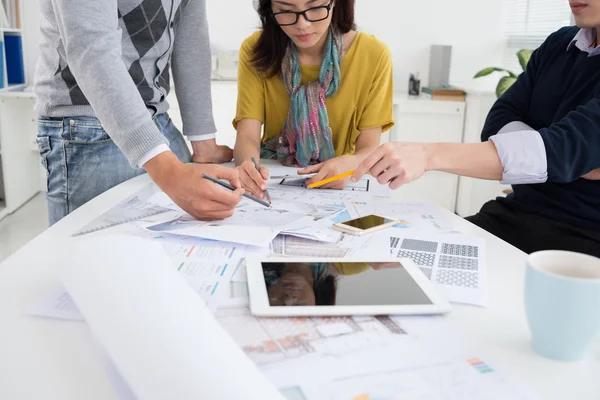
[207,0,509,91]
[21,0,41,84]
[22,0,508,90]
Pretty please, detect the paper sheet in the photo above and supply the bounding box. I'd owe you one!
[29,239,243,321]
[28,271,234,322]
[215,307,410,367]
[266,166,389,197]
[280,224,343,243]
[59,236,284,400]
[28,287,84,321]
[388,233,488,307]
[160,239,243,263]
[145,213,280,247]
[214,308,537,400]
[94,336,136,400]
[262,163,390,198]
[144,185,359,247]
[152,232,270,258]
[146,190,182,212]
[270,233,374,259]
[72,186,174,237]
[266,186,370,206]
[319,357,539,400]
[278,176,389,196]
[344,200,458,234]
[229,200,311,227]
[280,215,344,243]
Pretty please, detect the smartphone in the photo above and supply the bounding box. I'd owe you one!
[332,214,400,236]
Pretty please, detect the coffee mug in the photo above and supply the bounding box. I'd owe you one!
[525,250,600,362]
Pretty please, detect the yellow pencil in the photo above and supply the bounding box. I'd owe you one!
[307,170,356,189]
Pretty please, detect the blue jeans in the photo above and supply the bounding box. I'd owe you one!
[37,113,191,226]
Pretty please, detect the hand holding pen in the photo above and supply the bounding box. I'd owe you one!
[202,174,271,208]
[250,157,272,203]
[235,158,271,201]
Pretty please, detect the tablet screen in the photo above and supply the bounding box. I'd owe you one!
[262,262,433,307]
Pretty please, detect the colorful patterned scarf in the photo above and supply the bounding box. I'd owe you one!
[261,28,344,167]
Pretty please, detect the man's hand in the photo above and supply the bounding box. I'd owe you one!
[144,152,243,220]
[582,168,600,180]
[191,139,233,164]
[352,143,428,190]
[236,160,269,199]
[300,155,360,189]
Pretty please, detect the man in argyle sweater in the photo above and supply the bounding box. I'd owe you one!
[35,0,242,225]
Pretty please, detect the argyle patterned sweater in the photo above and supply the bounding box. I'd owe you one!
[34,0,216,166]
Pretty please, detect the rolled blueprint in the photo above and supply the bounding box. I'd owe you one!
[60,236,284,400]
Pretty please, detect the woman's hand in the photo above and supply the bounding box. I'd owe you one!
[300,155,360,189]
[236,160,270,199]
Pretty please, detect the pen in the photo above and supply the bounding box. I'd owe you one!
[250,157,271,203]
[307,170,356,189]
[202,173,271,208]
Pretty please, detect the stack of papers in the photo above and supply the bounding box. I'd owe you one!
[36,237,535,400]
[26,162,520,399]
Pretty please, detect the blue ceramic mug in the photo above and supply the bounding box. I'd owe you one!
[525,250,600,361]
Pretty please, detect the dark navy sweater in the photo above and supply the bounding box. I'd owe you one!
[482,26,600,231]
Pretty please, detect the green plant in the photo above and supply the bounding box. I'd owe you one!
[473,49,533,98]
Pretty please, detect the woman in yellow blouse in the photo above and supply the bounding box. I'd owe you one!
[233,0,394,199]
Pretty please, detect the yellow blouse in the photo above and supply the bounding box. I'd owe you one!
[234,31,394,156]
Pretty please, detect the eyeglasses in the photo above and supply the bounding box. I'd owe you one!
[271,0,334,26]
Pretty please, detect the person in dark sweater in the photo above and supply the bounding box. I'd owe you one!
[351,2,600,258]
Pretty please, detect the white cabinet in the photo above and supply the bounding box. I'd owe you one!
[0,90,41,220]
[388,95,466,212]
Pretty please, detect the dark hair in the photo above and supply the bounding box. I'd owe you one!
[264,262,338,305]
[251,0,356,77]
[314,273,337,305]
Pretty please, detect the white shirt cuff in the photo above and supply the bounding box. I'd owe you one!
[187,133,216,141]
[138,144,171,168]
[490,130,548,185]
[497,121,534,134]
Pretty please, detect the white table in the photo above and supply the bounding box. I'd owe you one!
[0,174,598,399]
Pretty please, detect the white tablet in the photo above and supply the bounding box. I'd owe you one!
[246,257,452,317]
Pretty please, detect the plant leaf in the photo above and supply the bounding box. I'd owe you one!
[474,67,516,79]
[496,76,518,98]
[474,67,496,78]
[517,49,533,71]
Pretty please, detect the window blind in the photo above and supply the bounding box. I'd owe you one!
[504,0,573,71]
